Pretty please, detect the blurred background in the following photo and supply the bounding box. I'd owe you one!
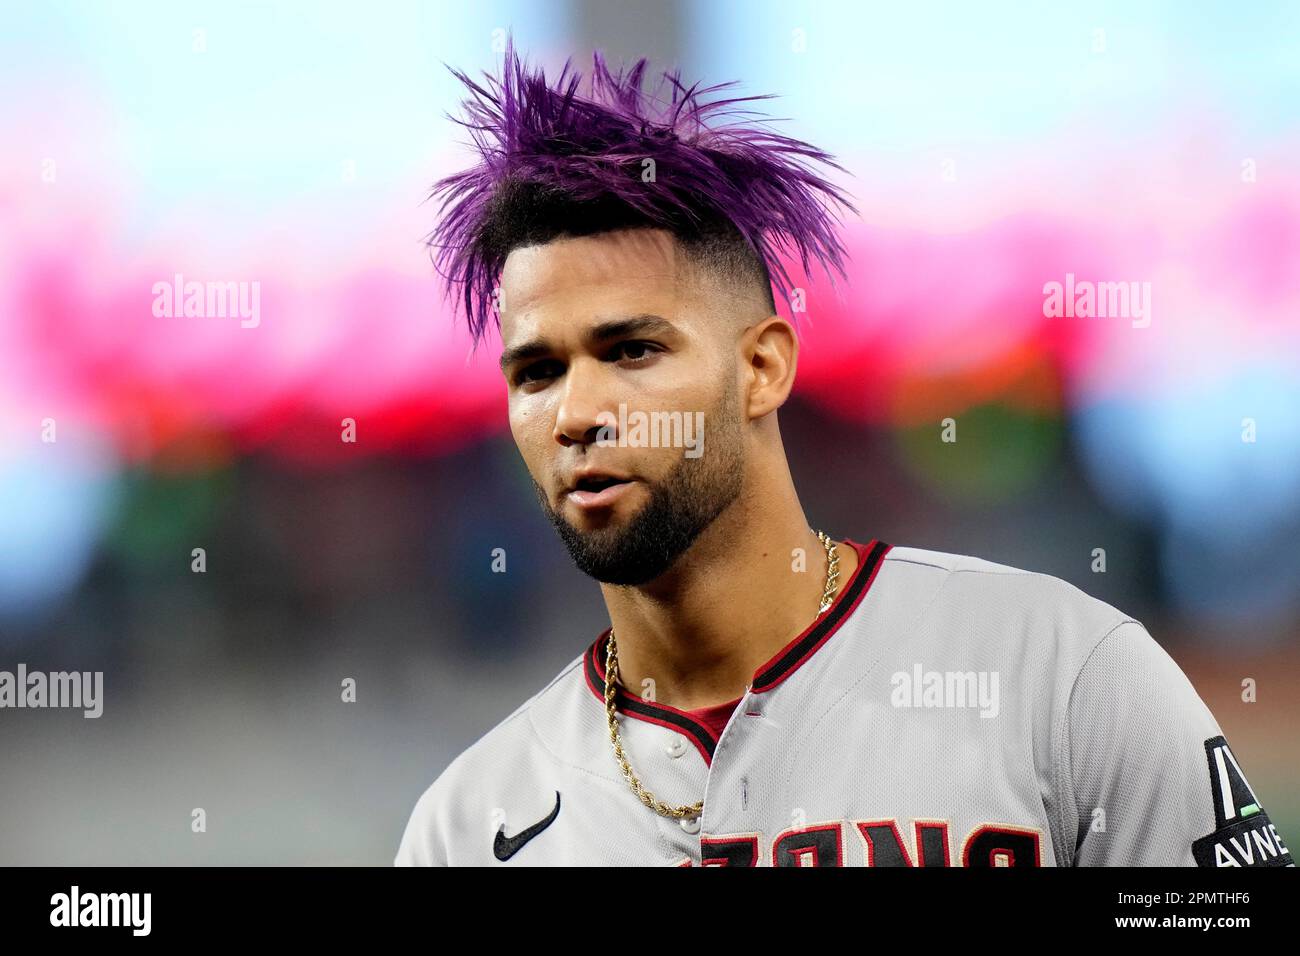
[1,0,1297,864]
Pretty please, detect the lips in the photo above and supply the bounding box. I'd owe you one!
[564,471,638,510]
[566,468,633,493]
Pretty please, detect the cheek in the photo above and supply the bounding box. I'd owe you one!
[508,408,528,450]
[509,402,548,463]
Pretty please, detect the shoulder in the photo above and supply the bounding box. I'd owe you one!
[883,542,1101,593]
[394,651,587,866]
[878,543,1138,655]
[864,543,1153,702]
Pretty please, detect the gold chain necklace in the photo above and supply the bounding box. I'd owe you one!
[603,529,841,820]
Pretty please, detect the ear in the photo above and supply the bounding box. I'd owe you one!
[739,315,798,420]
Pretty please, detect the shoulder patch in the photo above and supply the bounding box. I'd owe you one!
[1192,736,1294,867]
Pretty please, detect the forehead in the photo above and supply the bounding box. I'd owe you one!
[498,229,696,339]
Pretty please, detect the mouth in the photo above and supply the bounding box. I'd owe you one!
[565,473,638,510]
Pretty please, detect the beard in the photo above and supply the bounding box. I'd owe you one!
[533,381,745,586]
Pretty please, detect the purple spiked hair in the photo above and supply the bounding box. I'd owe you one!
[426,33,858,349]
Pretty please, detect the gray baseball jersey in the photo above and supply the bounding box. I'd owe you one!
[395,539,1293,867]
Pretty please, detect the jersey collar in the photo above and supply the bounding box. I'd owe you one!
[582,538,891,765]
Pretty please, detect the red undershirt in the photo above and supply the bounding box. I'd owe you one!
[683,696,744,740]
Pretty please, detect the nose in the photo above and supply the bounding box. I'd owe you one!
[553,357,617,448]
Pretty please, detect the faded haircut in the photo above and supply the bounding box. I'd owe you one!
[426,32,858,350]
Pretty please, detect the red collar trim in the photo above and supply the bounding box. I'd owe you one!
[582,538,891,765]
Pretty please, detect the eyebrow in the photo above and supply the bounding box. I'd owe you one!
[498,313,677,375]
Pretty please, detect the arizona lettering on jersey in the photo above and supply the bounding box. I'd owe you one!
[396,540,1294,867]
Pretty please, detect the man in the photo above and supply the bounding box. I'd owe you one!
[395,37,1292,867]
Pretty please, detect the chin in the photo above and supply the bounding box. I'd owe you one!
[564,506,637,537]
[562,493,646,530]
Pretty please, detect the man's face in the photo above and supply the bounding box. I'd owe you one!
[498,228,750,586]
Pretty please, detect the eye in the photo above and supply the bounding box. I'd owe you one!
[609,341,661,364]
[517,360,562,386]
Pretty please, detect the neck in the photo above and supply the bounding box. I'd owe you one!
[600,460,859,712]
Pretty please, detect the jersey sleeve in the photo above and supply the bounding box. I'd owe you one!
[1064,620,1294,867]
[393,779,449,867]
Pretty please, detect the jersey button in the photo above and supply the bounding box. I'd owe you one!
[679,815,701,834]
[665,735,686,758]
